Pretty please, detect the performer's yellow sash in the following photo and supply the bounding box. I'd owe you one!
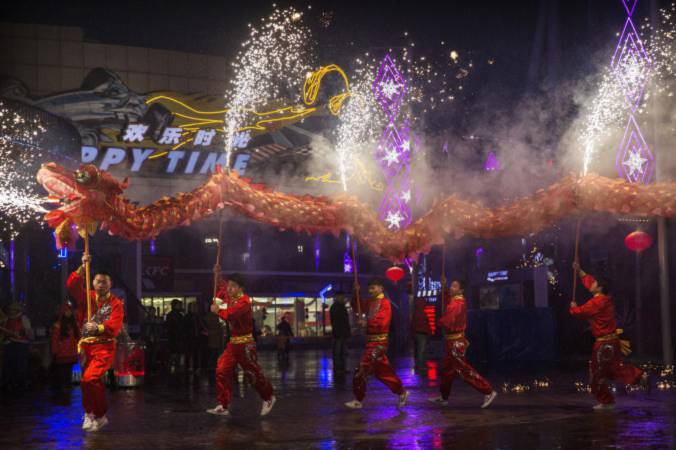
[230,334,254,344]
[596,328,632,356]
[77,336,115,353]
[444,332,465,341]
[367,333,388,342]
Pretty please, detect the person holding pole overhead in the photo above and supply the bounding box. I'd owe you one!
[67,253,124,432]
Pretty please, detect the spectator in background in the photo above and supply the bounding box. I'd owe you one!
[1,302,34,391]
[205,308,226,385]
[184,302,205,374]
[412,298,432,370]
[165,299,184,374]
[276,314,293,364]
[50,301,79,392]
[141,306,162,375]
[330,291,351,373]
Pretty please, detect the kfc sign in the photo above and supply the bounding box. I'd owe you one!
[142,256,174,291]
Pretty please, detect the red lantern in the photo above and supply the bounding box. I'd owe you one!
[624,230,653,253]
[385,266,405,283]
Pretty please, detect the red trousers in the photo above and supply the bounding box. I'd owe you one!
[440,338,492,399]
[353,342,404,401]
[215,342,273,408]
[81,342,115,418]
[589,339,643,405]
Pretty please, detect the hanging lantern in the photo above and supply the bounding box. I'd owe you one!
[385,266,405,283]
[624,230,653,253]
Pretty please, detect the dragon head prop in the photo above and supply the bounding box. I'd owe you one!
[37,162,128,248]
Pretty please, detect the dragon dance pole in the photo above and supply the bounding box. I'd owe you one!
[440,242,446,312]
[571,218,582,303]
[351,239,361,316]
[84,232,92,321]
[212,213,225,299]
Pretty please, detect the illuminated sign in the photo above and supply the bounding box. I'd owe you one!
[81,145,251,176]
[5,65,350,177]
[487,270,509,282]
[416,275,441,298]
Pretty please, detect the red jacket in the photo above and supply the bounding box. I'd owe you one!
[569,275,617,338]
[412,298,432,334]
[353,294,392,335]
[66,270,124,340]
[51,322,79,363]
[439,294,467,334]
[215,283,253,337]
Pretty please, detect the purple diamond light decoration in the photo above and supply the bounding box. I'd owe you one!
[621,0,638,16]
[373,54,408,122]
[375,123,410,179]
[616,115,654,184]
[610,17,652,111]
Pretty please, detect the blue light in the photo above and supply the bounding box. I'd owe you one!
[319,284,333,303]
[58,248,68,259]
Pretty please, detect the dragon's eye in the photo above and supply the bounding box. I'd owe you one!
[75,170,93,185]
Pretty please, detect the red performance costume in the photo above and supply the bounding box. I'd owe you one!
[569,274,644,406]
[352,293,405,402]
[214,282,273,409]
[66,268,124,419]
[438,294,493,399]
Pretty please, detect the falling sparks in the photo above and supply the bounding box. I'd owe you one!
[579,69,625,176]
[333,62,385,191]
[0,103,46,238]
[223,6,315,170]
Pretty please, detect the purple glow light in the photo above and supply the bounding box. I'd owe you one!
[343,250,353,273]
[611,17,652,111]
[9,238,15,295]
[373,54,408,122]
[373,53,413,230]
[149,239,156,255]
[484,152,501,171]
[616,114,654,184]
[314,234,320,271]
[621,0,638,16]
[475,247,484,258]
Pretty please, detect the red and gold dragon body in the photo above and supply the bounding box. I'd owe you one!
[37,162,676,261]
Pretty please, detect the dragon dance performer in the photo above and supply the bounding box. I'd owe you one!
[345,279,408,409]
[428,280,497,408]
[570,262,648,411]
[207,273,276,417]
[66,255,124,432]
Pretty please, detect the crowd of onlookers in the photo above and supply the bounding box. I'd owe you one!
[0,297,319,392]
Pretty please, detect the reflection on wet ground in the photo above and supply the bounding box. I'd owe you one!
[1,350,674,449]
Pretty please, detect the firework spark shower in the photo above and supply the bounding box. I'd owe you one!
[223,6,315,170]
[0,103,46,237]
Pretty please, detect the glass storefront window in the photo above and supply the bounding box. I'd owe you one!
[141,296,197,318]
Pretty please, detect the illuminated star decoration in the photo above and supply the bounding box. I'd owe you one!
[373,53,413,229]
[381,80,402,99]
[616,115,654,183]
[383,148,400,166]
[385,210,404,229]
[623,150,647,178]
[611,0,654,184]
[610,16,652,111]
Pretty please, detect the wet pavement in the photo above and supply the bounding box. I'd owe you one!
[1,350,675,449]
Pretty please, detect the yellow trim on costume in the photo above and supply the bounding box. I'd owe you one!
[230,334,254,344]
[97,324,105,334]
[444,332,465,341]
[367,333,388,342]
[596,329,632,356]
